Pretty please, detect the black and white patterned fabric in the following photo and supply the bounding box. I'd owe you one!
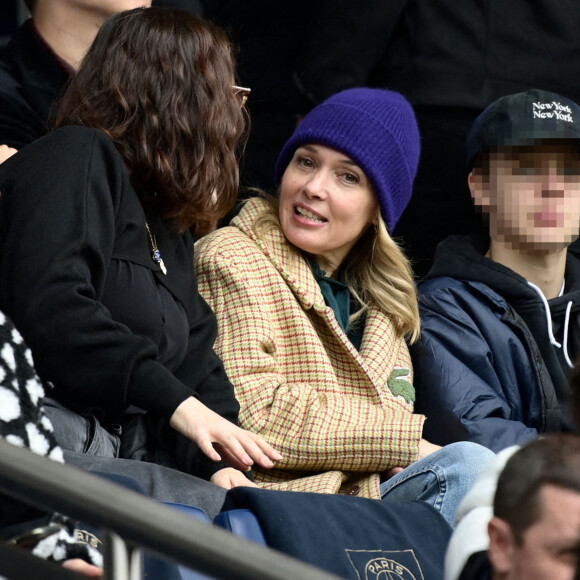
[0,310,63,462]
[0,311,102,566]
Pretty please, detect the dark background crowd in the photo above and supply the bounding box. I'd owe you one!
[5,0,580,276]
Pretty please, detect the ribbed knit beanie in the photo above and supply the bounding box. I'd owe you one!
[274,87,421,232]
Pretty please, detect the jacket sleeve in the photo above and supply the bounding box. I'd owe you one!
[173,270,240,424]
[412,285,539,452]
[0,127,192,417]
[168,276,241,479]
[195,241,423,473]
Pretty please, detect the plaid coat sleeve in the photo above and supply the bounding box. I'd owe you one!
[195,224,424,477]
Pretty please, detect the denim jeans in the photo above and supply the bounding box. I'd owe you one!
[380,441,495,528]
[43,397,228,518]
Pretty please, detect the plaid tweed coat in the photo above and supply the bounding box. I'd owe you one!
[195,198,425,499]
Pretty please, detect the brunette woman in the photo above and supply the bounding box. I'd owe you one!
[0,7,279,496]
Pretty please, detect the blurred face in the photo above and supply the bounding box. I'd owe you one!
[470,144,580,253]
[278,144,378,276]
[488,485,580,580]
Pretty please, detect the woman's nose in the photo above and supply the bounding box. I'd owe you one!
[303,170,329,199]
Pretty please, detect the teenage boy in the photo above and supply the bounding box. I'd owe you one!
[412,88,580,451]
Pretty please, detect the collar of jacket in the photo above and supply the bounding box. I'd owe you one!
[229,198,402,390]
[231,197,329,312]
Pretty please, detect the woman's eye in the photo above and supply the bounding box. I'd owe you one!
[297,157,314,168]
[342,172,359,184]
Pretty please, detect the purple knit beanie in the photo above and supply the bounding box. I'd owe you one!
[274,87,421,232]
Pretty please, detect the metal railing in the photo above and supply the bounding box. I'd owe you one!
[0,439,341,580]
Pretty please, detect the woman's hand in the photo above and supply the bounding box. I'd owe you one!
[210,467,259,490]
[383,466,404,480]
[169,396,282,471]
[382,439,443,480]
[418,438,442,460]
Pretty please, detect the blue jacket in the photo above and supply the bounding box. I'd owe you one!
[412,236,580,452]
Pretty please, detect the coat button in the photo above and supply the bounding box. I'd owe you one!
[345,485,360,496]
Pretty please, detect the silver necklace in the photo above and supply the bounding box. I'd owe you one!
[145,221,167,275]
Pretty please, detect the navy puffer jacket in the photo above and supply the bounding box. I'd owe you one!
[412,235,580,451]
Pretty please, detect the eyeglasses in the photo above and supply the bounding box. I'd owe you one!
[232,85,251,108]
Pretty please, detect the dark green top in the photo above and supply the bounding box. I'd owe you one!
[308,258,365,350]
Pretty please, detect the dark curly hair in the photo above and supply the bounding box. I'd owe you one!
[55,7,248,235]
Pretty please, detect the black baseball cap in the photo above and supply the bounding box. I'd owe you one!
[466,88,580,168]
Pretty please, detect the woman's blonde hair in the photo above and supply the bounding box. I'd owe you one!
[252,195,420,343]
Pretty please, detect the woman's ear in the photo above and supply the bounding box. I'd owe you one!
[468,170,491,213]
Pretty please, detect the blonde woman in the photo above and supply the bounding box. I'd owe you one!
[195,88,494,526]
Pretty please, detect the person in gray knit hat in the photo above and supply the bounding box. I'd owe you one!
[195,87,494,531]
